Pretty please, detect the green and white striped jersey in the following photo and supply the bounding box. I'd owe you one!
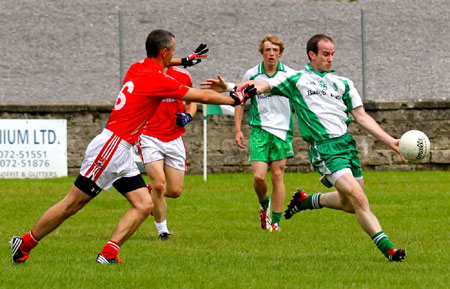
[267,64,363,143]
[242,61,295,141]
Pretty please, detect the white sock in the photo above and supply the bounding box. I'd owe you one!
[154,220,169,235]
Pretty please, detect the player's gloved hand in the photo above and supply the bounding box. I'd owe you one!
[181,44,209,68]
[175,112,193,127]
[229,84,257,106]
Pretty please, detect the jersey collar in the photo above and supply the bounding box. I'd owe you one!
[304,63,335,77]
[144,57,164,72]
[258,61,286,78]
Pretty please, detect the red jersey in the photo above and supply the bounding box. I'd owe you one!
[105,58,189,144]
[140,66,193,142]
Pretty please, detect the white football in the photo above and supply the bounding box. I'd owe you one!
[399,130,430,162]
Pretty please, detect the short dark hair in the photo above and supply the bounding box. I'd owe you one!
[306,34,333,60]
[145,29,175,58]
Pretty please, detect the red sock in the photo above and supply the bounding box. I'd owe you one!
[21,231,39,253]
[100,240,120,259]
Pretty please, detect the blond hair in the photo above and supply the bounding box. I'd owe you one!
[258,34,285,55]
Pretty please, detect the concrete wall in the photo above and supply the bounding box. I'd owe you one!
[1,99,448,176]
[2,1,449,175]
[1,0,449,104]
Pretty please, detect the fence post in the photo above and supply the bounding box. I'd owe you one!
[361,9,367,99]
[119,10,124,87]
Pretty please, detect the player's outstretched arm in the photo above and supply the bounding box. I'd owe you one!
[351,106,406,162]
[251,80,271,94]
[200,74,228,92]
[182,85,256,106]
[201,75,271,95]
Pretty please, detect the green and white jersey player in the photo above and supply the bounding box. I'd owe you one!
[234,34,295,232]
[204,34,407,262]
[240,60,295,142]
[263,34,406,262]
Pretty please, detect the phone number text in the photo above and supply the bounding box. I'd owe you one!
[0,150,50,168]
[0,150,48,159]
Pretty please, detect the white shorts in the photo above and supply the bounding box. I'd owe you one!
[137,135,186,171]
[323,168,364,187]
[79,129,141,190]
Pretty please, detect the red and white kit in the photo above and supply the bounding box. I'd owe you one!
[80,59,189,189]
[137,66,193,171]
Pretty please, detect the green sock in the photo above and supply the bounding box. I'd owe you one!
[301,193,323,210]
[372,231,395,258]
[271,211,282,225]
[259,196,270,211]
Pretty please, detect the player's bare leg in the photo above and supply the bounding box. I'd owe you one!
[109,187,153,245]
[319,178,364,211]
[145,160,173,240]
[97,186,153,264]
[285,172,404,261]
[164,164,185,199]
[315,190,344,210]
[145,160,167,223]
[270,159,286,213]
[252,161,269,201]
[308,172,382,235]
[10,185,93,263]
[333,173,381,236]
[270,159,287,230]
[252,161,272,230]
[31,185,93,240]
[150,165,185,240]
[333,173,404,261]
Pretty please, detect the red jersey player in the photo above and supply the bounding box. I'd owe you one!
[10,29,256,264]
[137,66,196,241]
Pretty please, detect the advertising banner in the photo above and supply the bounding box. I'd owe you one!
[0,119,67,178]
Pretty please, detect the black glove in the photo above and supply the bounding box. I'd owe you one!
[229,84,257,106]
[175,112,193,127]
[181,44,209,68]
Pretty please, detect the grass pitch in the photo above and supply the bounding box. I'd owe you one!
[1,171,449,289]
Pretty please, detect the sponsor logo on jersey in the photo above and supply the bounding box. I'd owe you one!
[329,93,343,101]
[307,89,326,96]
[257,94,273,100]
[307,89,342,101]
